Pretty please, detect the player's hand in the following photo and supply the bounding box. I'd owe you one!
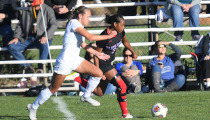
[39,37,48,44]
[102,75,106,80]
[133,53,138,60]
[109,30,117,37]
[8,38,18,45]
[96,52,110,61]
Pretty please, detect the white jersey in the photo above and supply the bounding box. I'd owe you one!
[54,19,85,75]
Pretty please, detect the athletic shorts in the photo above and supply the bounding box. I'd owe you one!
[54,56,84,75]
[99,61,114,73]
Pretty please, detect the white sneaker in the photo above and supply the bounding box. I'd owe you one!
[26,104,37,120]
[122,113,134,118]
[80,95,100,106]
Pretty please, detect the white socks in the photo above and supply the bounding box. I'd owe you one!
[83,76,101,98]
[32,88,52,109]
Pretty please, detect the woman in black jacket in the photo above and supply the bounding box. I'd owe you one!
[202,34,210,90]
[44,0,77,19]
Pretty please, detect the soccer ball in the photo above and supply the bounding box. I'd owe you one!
[151,103,168,118]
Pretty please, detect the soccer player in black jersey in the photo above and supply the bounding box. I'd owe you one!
[75,14,137,118]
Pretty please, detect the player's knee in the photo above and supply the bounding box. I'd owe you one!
[121,81,127,91]
[94,70,103,77]
[97,93,104,96]
[93,88,104,96]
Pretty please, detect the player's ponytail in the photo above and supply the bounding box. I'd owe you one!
[104,14,124,26]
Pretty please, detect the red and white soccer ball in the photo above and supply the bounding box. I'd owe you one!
[151,103,168,118]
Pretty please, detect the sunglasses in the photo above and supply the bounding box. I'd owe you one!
[124,54,133,57]
[158,45,166,48]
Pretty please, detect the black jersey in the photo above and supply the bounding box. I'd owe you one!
[96,27,125,63]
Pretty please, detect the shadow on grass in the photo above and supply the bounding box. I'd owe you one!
[0,115,74,120]
[0,115,28,120]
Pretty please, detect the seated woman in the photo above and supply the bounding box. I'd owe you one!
[76,42,117,95]
[201,34,210,90]
[115,48,143,93]
[146,41,186,92]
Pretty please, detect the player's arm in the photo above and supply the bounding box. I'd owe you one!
[81,42,109,61]
[122,36,137,60]
[94,47,103,67]
[75,27,117,41]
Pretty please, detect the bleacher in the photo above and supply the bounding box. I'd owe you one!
[0,1,210,93]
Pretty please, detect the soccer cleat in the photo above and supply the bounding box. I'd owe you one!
[26,104,37,120]
[122,113,134,118]
[80,95,100,106]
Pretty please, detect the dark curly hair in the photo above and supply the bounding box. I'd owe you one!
[104,14,124,26]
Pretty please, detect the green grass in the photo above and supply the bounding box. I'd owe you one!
[1,91,210,120]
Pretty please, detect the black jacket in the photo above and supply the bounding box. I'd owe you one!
[0,0,17,26]
[202,35,210,56]
[44,0,77,19]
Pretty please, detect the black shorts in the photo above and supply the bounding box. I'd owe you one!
[99,61,114,73]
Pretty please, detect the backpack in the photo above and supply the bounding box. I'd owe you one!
[24,84,46,97]
[194,35,205,54]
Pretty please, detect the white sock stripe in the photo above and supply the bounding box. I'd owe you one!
[52,97,76,120]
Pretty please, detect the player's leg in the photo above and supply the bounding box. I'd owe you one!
[27,73,66,120]
[75,60,103,106]
[104,68,133,118]
[74,74,110,97]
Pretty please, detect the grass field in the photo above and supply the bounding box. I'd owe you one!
[0,91,210,120]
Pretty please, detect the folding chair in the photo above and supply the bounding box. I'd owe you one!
[190,52,205,91]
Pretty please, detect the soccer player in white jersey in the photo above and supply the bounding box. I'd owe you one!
[26,6,117,120]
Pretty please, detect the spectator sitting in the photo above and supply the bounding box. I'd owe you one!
[8,0,57,73]
[165,0,201,41]
[201,34,210,90]
[146,41,185,92]
[77,42,117,95]
[115,48,143,93]
[0,0,17,47]
[44,0,77,20]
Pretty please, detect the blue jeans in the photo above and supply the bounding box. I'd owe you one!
[151,65,185,89]
[170,4,200,37]
[8,36,52,68]
[0,25,13,47]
